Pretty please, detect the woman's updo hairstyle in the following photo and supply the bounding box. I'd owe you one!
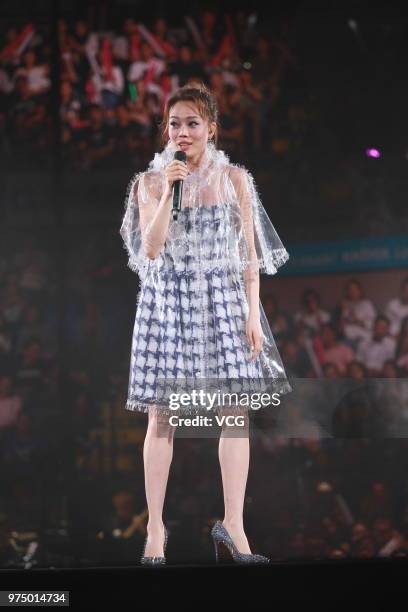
[159,80,219,148]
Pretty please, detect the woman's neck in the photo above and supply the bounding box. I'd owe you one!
[187,145,207,172]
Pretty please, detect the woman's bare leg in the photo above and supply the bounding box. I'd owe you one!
[143,407,175,556]
[217,407,253,554]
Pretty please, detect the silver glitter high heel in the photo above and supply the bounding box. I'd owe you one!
[141,524,169,566]
[211,520,270,565]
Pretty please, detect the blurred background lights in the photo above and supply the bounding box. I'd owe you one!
[365,148,381,158]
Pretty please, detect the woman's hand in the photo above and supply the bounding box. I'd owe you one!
[246,311,264,360]
[164,158,189,195]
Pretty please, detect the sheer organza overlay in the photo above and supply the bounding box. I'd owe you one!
[120,140,289,280]
[120,140,292,416]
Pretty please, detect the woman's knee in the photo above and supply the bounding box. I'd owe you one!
[147,406,176,440]
[216,406,250,436]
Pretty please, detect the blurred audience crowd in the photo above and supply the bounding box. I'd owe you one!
[264,276,408,381]
[1,11,406,245]
[0,11,301,167]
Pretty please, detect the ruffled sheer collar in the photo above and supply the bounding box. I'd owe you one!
[148,140,230,178]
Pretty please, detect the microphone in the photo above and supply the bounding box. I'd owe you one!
[172,150,187,220]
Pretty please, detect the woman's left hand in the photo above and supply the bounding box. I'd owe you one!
[246,311,264,360]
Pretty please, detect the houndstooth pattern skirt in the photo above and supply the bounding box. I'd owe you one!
[124,205,291,416]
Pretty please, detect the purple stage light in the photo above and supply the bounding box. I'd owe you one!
[365,148,381,158]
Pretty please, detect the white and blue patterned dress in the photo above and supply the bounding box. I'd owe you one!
[120,141,292,416]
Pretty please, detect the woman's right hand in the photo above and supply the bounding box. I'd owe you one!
[164,159,189,195]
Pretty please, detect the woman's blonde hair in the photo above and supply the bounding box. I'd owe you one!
[159,80,219,148]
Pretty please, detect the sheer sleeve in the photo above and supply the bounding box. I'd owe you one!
[228,165,290,276]
[119,170,164,278]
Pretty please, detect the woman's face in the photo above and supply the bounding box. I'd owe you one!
[168,101,215,161]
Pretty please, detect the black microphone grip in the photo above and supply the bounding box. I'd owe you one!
[172,150,187,220]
